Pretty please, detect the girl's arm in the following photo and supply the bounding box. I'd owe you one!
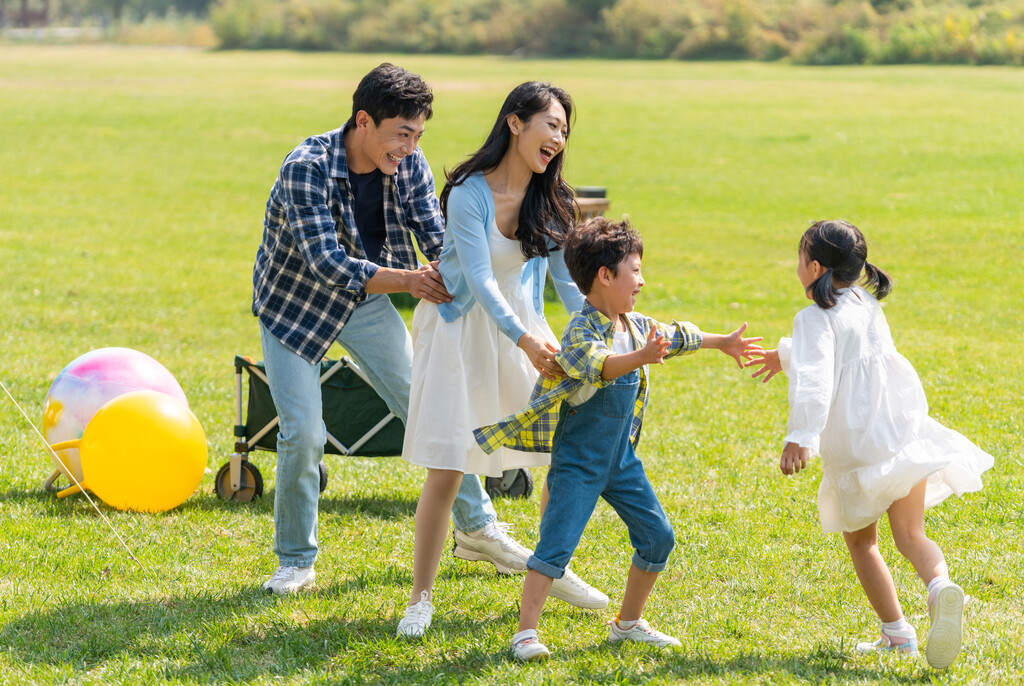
[783,307,835,461]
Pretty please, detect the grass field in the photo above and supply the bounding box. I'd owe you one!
[1,46,1022,684]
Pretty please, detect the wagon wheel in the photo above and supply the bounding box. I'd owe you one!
[214,460,264,502]
[485,468,533,499]
[318,461,328,494]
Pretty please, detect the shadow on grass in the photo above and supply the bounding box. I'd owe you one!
[0,577,938,685]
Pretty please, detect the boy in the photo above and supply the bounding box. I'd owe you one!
[473,217,761,660]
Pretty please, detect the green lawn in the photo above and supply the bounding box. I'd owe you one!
[1,46,1021,684]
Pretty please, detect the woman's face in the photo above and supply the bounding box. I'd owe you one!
[508,98,568,174]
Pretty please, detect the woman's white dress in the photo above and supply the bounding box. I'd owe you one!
[402,220,556,477]
[781,286,993,533]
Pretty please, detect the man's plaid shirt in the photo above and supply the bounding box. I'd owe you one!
[252,124,444,363]
[474,302,702,454]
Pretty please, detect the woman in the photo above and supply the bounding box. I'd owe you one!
[397,82,607,637]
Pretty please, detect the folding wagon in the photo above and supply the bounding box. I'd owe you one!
[218,355,532,502]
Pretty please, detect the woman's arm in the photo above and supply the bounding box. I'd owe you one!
[447,183,563,379]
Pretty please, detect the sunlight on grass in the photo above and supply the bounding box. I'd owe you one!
[1,46,1022,684]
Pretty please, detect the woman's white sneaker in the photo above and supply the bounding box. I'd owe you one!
[397,590,434,638]
[549,568,609,609]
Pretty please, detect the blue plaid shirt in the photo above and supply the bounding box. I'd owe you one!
[252,124,444,363]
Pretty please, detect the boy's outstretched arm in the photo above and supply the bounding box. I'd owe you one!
[698,323,763,368]
[745,349,782,383]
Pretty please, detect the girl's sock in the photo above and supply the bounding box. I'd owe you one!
[927,576,952,605]
[881,618,914,645]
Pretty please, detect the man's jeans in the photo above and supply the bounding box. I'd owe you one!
[260,294,497,567]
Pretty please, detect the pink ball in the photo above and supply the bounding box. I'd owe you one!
[42,347,188,484]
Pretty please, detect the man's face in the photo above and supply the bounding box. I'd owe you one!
[353,110,427,175]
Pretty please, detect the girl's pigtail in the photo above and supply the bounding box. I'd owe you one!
[811,268,839,309]
[862,261,894,301]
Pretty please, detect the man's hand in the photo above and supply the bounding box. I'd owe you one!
[779,441,811,475]
[745,349,782,383]
[407,261,451,304]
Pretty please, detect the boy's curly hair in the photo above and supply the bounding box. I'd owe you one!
[564,216,643,295]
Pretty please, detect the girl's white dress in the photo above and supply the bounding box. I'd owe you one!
[780,286,993,533]
[402,220,556,477]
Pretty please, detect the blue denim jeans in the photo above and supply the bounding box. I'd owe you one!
[528,368,675,579]
[260,294,497,567]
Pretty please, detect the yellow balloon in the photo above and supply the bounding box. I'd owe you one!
[52,390,207,512]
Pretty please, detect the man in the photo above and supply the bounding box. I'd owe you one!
[251,64,601,609]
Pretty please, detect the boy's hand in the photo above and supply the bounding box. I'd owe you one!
[639,327,671,366]
[779,442,811,475]
[745,349,782,383]
[718,322,764,368]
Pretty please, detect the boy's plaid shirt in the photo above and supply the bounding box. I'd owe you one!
[474,302,702,454]
[252,125,444,363]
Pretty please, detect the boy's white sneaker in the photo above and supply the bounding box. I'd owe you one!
[262,565,315,595]
[511,629,550,662]
[607,617,681,648]
[452,521,530,574]
[397,590,433,638]
[926,582,965,669]
[549,568,609,609]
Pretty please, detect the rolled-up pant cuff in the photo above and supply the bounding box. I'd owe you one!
[632,550,668,573]
[526,554,566,579]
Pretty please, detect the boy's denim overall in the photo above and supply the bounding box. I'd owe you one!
[528,368,675,579]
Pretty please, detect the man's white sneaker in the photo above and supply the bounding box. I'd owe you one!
[511,629,550,662]
[926,582,965,669]
[397,590,433,638]
[261,565,315,595]
[452,521,530,575]
[549,568,609,609]
[607,617,681,648]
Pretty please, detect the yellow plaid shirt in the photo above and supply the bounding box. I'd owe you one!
[474,302,702,454]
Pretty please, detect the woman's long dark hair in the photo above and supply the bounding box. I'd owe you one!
[439,82,575,259]
[800,219,894,309]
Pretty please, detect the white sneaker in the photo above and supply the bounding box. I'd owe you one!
[511,629,550,662]
[607,617,681,648]
[549,568,609,609]
[926,582,965,669]
[854,625,919,656]
[397,590,434,638]
[261,565,315,595]
[452,521,530,575]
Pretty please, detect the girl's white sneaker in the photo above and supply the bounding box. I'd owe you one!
[855,623,919,656]
[926,582,965,669]
[397,590,433,638]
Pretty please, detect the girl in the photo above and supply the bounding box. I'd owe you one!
[397,82,607,637]
[747,220,993,669]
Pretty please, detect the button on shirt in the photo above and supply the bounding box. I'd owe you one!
[473,302,702,454]
[252,124,444,363]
